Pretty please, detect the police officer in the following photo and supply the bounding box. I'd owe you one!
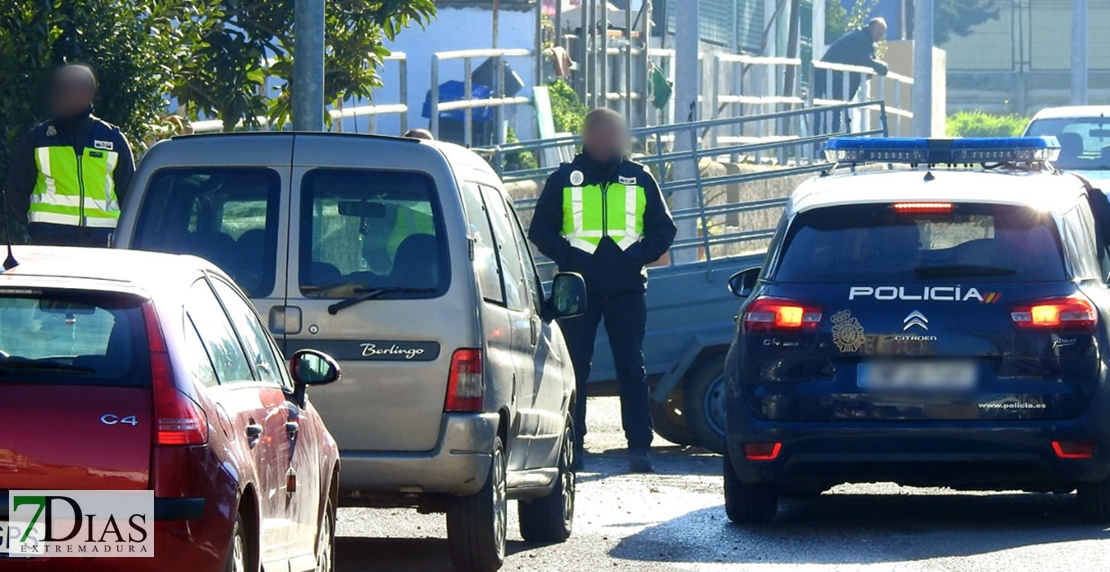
[529,108,676,473]
[5,65,135,246]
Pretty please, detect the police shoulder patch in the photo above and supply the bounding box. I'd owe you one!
[570,170,584,186]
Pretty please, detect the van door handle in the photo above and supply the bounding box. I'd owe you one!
[530,317,539,346]
[246,423,264,440]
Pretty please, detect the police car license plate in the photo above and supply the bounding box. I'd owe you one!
[858,361,977,390]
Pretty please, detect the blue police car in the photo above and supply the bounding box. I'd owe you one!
[723,137,1110,524]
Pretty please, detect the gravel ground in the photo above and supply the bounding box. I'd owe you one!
[336,397,1110,572]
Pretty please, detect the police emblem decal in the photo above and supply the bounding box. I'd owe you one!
[46,125,57,137]
[570,170,584,186]
[831,310,865,352]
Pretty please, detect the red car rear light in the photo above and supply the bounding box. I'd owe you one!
[446,348,484,412]
[143,303,208,446]
[744,298,823,333]
[1010,296,1097,333]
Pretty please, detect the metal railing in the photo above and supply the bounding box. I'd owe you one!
[477,100,888,272]
[429,48,534,146]
[188,52,409,134]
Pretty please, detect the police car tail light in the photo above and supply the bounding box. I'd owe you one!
[893,202,953,214]
[1010,296,1097,333]
[744,298,823,332]
[143,303,208,446]
[446,348,484,412]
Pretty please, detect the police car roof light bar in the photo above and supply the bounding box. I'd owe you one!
[823,136,1061,166]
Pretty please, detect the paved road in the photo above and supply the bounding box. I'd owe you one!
[336,397,1110,572]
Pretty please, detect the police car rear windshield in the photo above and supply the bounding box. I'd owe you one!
[772,203,1067,283]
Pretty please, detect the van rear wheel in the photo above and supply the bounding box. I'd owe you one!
[519,418,575,542]
[447,437,507,572]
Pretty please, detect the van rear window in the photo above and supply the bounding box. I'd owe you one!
[0,290,149,387]
[131,168,282,298]
[772,203,1067,283]
[299,169,449,298]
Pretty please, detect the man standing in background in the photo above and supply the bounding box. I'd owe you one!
[5,65,134,246]
[814,17,890,133]
[529,108,676,473]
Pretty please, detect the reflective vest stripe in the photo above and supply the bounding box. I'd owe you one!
[561,179,647,254]
[29,143,120,227]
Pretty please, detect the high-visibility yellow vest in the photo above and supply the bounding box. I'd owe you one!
[29,144,121,228]
[561,181,647,253]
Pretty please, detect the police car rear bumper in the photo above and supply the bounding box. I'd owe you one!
[727,417,1110,490]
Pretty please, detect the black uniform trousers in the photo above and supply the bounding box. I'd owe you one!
[28,222,112,247]
[559,290,653,452]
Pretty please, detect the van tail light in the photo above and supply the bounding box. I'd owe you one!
[143,303,208,446]
[1010,296,1097,333]
[446,349,484,412]
[743,298,823,333]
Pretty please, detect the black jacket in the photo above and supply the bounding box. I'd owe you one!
[529,152,676,294]
[5,110,135,224]
[820,28,889,75]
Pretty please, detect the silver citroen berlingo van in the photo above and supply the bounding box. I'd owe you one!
[114,132,586,572]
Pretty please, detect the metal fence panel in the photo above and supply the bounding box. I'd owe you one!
[940,0,1018,71]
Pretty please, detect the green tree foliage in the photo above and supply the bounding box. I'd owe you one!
[828,0,997,45]
[825,0,880,41]
[0,0,179,241]
[933,0,998,45]
[946,110,1029,137]
[546,79,589,135]
[175,0,436,131]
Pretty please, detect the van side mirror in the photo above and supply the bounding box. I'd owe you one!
[548,272,587,319]
[728,267,761,298]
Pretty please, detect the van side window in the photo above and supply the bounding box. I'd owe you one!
[131,168,281,298]
[502,194,543,311]
[462,183,505,305]
[300,169,449,298]
[480,185,529,311]
[186,279,255,384]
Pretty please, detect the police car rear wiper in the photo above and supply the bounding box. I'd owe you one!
[913,265,1017,278]
[327,287,438,315]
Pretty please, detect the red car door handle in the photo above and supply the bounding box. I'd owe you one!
[246,423,264,439]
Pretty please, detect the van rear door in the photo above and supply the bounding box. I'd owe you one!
[287,135,469,453]
[120,136,293,348]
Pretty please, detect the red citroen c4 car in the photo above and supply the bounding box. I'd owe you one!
[0,247,341,571]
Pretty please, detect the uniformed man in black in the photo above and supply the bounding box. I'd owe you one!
[814,17,890,133]
[529,109,676,473]
[5,65,135,246]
